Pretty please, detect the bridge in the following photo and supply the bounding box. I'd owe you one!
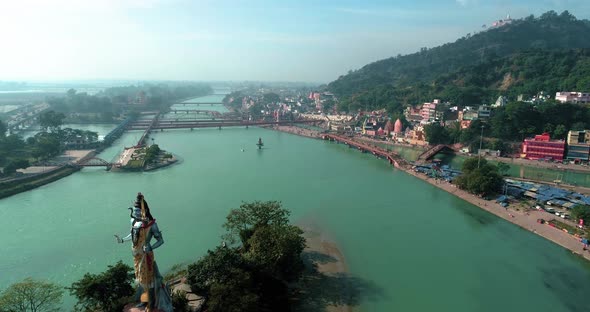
[134,113,160,147]
[322,134,410,169]
[416,144,455,162]
[169,109,221,117]
[127,119,316,131]
[176,102,224,105]
[72,157,115,170]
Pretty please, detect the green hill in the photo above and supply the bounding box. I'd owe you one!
[328,11,590,112]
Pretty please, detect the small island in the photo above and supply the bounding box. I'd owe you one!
[117,144,177,171]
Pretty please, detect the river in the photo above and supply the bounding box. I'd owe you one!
[1,95,590,311]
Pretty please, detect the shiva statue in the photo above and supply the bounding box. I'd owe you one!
[115,193,173,312]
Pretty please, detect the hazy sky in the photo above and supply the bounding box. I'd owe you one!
[0,0,588,83]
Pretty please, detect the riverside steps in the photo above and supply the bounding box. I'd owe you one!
[321,133,410,169]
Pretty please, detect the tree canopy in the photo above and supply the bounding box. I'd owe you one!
[454,158,504,196]
[68,261,134,312]
[187,201,305,312]
[0,278,63,312]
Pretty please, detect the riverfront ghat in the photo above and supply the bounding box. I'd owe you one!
[3,121,590,311]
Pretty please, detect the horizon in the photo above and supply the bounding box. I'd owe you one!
[1,0,589,83]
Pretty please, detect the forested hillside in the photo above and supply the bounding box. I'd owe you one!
[329,11,590,113]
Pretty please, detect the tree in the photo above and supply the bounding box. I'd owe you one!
[0,120,6,138]
[455,157,503,196]
[0,278,63,312]
[68,261,134,312]
[3,159,30,175]
[496,162,510,176]
[245,224,305,281]
[39,111,65,133]
[424,123,450,145]
[188,201,305,312]
[205,268,259,312]
[262,93,280,104]
[186,247,245,294]
[223,201,290,244]
[571,205,590,223]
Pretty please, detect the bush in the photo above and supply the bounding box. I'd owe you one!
[68,261,134,312]
[171,290,189,312]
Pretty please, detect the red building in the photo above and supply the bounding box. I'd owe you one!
[522,133,565,161]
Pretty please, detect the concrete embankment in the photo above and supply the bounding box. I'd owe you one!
[0,166,80,199]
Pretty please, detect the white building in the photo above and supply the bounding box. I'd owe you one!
[555,92,590,104]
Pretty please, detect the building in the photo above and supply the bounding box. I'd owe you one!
[135,91,147,105]
[419,99,440,122]
[477,105,491,118]
[566,130,590,162]
[458,108,478,129]
[555,92,590,104]
[522,133,566,161]
[393,119,403,134]
[491,14,513,28]
[492,96,508,108]
[363,118,387,136]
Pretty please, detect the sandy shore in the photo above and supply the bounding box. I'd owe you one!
[298,224,355,312]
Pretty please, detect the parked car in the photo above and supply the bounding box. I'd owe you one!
[544,207,555,213]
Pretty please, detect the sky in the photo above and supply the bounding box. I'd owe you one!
[0,0,589,83]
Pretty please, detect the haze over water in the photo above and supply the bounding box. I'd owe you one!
[1,96,590,311]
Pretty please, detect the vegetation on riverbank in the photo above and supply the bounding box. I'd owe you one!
[454,158,504,196]
[187,201,306,312]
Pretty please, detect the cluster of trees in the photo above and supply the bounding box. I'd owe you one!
[330,11,590,113]
[47,83,212,120]
[0,111,98,176]
[0,261,135,312]
[187,201,306,312]
[144,144,161,164]
[454,158,504,196]
[68,261,135,312]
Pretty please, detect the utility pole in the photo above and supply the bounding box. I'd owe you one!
[478,125,485,168]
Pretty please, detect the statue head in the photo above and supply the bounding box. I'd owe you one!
[133,192,154,221]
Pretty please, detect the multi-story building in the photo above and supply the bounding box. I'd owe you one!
[419,99,440,122]
[566,130,590,162]
[555,92,590,104]
[522,133,566,161]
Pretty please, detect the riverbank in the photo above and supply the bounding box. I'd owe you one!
[405,169,590,261]
[269,126,590,261]
[0,165,80,199]
[270,125,323,139]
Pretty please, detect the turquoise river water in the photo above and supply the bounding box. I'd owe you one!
[1,95,590,311]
